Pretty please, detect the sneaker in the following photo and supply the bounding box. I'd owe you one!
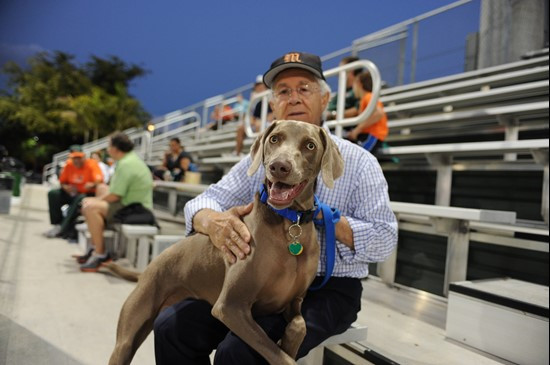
[80,253,112,272]
[72,247,94,264]
[43,226,61,238]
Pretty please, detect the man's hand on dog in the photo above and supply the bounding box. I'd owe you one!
[194,203,253,264]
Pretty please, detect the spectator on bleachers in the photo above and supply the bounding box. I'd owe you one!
[346,71,388,154]
[205,104,234,130]
[231,93,249,121]
[153,137,194,182]
[153,51,397,364]
[326,56,361,121]
[43,145,103,239]
[233,75,273,156]
[78,132,153,272]
[91,150,111,184]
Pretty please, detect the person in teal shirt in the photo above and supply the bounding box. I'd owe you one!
[78,131,153,272]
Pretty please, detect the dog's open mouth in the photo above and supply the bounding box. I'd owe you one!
[267,180,307,208]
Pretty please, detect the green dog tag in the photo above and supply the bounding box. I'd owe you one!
[288,241,303,256]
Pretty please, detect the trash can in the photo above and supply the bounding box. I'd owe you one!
[0,174,14,214]
[5,171,22,197]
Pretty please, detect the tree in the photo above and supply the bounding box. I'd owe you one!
[0,51,150,171]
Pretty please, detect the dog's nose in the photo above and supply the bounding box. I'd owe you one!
[269,160,292,178]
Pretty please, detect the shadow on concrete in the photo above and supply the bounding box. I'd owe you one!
[0,314,85,365]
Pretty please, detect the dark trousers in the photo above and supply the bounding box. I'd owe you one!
[357,133,382,154]
[153,276,362,365]
[47,188,87,235]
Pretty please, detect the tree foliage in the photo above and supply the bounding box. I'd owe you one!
[0,51,150,171]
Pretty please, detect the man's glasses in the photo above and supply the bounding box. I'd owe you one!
[273,83,320,100]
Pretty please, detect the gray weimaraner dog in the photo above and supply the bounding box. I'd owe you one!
[107,120,344,365]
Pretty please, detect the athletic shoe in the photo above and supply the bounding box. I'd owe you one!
[72,247,94,264]
[43,226,61,238]
[80,253,112,272]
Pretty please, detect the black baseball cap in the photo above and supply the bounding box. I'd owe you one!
[263,52,325,88]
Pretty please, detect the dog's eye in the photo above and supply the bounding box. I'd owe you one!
[269,135,279,144]
[306,142,316,150]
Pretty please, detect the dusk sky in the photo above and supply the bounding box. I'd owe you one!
[1,0,461,118]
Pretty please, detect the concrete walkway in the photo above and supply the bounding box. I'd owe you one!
[0,184,156,365]
[1,184,511,365]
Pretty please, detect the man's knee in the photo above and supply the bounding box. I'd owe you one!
[48,188,61,201]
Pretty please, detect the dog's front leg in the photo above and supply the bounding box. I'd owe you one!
[211,288,296,365]
[280,296,306,359]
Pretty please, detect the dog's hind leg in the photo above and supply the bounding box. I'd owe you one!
[280,297,306,359]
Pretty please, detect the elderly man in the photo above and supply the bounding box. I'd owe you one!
[78,132,153,272]
[44,145,103,239]
[154,51,398,364]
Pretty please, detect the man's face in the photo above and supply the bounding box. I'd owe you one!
[269,69,329,126]
[107,144,119,161]
[72,156,84,168]
[169,140,180,152]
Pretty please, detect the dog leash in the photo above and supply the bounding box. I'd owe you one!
[258,184,339,290]
[309,201,340,291]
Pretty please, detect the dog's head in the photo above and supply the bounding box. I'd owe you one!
[247,120,344,209]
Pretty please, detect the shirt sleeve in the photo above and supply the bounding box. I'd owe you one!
[331,146,398,265]
[109,162,128,197]
[184,157,259,235]
[59,163,72,184]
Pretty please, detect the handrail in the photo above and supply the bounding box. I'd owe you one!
[243,59,382,139]
[243,89,271,138]
[149,111,201,147]
[324,59,381,138]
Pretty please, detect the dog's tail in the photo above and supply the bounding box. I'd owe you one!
[101,262,140,282]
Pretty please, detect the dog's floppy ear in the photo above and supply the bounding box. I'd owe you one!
[247,121,279,176]
[319,127,344,188]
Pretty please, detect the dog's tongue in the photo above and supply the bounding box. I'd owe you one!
[269,182,303,206]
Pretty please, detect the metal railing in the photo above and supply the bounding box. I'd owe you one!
[44,0,481,182]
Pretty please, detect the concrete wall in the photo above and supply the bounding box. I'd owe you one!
[478,0,549,68]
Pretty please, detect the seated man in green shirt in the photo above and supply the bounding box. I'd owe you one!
[79,131,153,272]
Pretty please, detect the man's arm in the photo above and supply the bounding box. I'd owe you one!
[184,157,260,262]
[101,193,120,203]
[335,216,353,249]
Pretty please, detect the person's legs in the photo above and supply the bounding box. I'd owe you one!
[154,299,229,365]
[358,133,379,152]
[214,313,287,364]
[234,123,245,155]
[47,188,72,225]
[153,278,361,364]
[297,277,363,358]
[81,197,109,254]
[59,193,86,236]
[215,277,363,364]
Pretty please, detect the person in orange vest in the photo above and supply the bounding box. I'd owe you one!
[44,145,103,239]
[346,71,388,154]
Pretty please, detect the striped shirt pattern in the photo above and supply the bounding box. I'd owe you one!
[185,134,398,278]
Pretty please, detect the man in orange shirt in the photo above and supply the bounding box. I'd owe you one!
[44,145,103,239]
[346,71,388,154]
